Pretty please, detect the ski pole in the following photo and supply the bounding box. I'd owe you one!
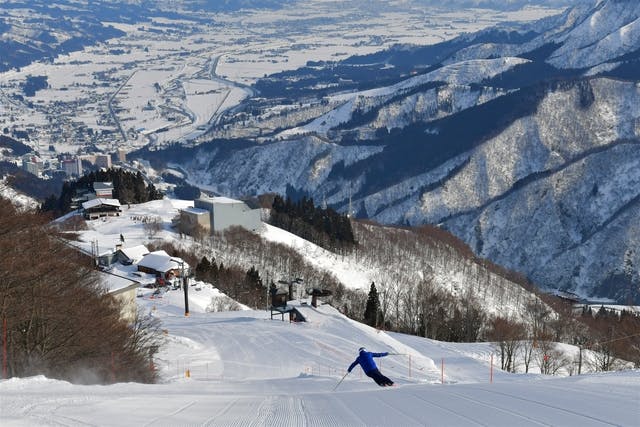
[332,371,349,391]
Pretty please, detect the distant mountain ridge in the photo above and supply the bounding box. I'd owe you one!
[148,0,640,303]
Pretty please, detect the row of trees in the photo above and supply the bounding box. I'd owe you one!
[486,300,640,375]
[195,256,266,309]
[364,277,639,373]
[0,198,161,383]
[362,280,486,343]
[269,195,356,254]
[41,168,163,216]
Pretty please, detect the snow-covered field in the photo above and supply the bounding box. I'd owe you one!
[0,1,564,157]
[2,197,639,426]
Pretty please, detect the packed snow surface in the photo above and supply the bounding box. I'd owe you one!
[1,297,638,426]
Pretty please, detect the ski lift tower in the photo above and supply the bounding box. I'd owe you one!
[171,258,189,316]
[278,277,304,301]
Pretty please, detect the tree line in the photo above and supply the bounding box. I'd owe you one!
[486,298,640,375]
[195,257,265,309]
[41,168,163,216]
[269,195,356,254]
[0,198,161,383]
[362,279,485,343]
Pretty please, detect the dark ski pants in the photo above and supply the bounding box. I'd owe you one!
[366,369,394,386]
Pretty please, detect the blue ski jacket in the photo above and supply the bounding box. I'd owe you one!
[348,350,388,374]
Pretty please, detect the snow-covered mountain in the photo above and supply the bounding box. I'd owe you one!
[445,0,640,70]
[416,78,640,301]
[151,0,640,303]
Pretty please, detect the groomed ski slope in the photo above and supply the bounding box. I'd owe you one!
[1,297,638,427]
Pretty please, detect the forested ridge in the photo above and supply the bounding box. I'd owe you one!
[41,168,163,216]
[269,195,356,254]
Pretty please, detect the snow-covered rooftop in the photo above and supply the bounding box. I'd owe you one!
[138,250,188,273]
[182,207,209,215]
[98,271,139,294]
[82,198,121,209]
[117,244,149,263]
[200,195,243,205]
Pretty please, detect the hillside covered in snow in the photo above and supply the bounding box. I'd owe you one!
[63,197,541,326]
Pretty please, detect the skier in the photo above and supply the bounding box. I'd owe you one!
[347,347,394,386]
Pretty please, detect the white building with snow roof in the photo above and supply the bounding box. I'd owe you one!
[98,271,140,323]
[115,245,150,265]
[82,198,122,220]
[137,250,189,282]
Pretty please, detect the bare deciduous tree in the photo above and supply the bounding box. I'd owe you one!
[536,344,570,375]
[207,295,241,312]
[1,198,161,384]
[487,317,525,373]
[143,216,163,239]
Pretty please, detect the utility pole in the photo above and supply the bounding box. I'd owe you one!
[265,271,270,311]
[183,261,189,317]
[173,258,189,317]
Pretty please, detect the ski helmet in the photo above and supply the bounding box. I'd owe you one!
[358,347,366,353]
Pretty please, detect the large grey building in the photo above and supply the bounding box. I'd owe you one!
[178,207,211,236]
[191,196,262,234]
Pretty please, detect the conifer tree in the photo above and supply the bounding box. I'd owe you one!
[195,256,211,281]
[363,282,381,327]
